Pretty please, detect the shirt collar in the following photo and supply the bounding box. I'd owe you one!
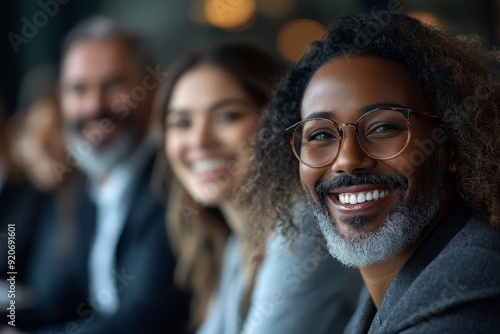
[88,136,158,205]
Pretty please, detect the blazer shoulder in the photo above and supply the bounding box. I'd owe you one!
[384,215,500,332]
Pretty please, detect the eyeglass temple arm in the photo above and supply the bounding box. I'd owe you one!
[411,110,442,120]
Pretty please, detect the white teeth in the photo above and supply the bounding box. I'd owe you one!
[192,159,227,173]
[338,190,390,204]
[349,194,357,204]
[366,192,373,201]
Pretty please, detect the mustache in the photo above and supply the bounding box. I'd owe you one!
[316,174,408,200]
[66,113,128,132]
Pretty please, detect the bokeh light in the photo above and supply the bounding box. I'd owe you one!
[277,19,326,63]
[407,11,444,30]
[204,0,256,31]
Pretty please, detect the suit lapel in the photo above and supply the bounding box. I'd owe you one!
[75,185,97,295]
[115,151,161,267]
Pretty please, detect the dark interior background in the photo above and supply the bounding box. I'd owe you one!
[1,0,499,115]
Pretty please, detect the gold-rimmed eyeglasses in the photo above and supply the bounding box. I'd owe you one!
[285,107,441,168]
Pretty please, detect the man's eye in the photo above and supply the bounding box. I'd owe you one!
[305,129,339,146]
[70,84,86,96]
[105,78,126,93]
[365,122,406,138]
[306,129,339,142]
[107,81,124,92]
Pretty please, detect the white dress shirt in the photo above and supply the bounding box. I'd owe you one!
[87,138,156,314]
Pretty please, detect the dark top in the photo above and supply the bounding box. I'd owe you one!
[10,153,190,334]
[345,204,500,333]
[0,180,48,282]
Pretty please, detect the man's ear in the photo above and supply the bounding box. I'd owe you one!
[447,145,458,173]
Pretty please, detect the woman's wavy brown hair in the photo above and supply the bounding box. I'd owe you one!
[248,11,500,235]
[157,42,283,330]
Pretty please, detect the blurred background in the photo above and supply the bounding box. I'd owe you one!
[1,0,500,115]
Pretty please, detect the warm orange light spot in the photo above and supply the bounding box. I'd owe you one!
[204,0,256,30]
[407,11,444,30]
[277,19,327,63]
[256,0,295,19]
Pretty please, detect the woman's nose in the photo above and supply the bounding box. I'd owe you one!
[190,120,217,149]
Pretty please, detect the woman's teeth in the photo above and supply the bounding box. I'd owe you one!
[192,159,227,173]
[338,189,390,204]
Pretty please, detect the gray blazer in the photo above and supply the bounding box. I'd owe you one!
[198,203,362,334]
[345,203,500,333]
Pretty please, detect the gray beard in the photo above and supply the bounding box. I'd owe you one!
[307,147,448,267]
[66,129,137,179]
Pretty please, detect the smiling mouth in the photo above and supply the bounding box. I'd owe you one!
[336,189,391,205]
[191,159,228,174]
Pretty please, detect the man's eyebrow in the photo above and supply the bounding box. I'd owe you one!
[304,111,335,120]
[103,75,126,88]
[63,81,86,92]
[360,103,408,114]
[303,103,409,121]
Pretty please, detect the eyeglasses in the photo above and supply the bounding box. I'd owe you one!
[286,107,441,168]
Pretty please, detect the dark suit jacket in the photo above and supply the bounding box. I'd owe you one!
[345,203,500,333]
[0,180,48,283]
[15,152,190,333]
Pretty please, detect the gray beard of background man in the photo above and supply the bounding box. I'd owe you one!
[306,147,448,268]
[65,118,139,179]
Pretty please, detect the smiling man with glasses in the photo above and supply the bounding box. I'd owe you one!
[249,11,500,333]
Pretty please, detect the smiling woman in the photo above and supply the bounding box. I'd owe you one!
[159,42,362,333]
[160,43,283,331]
[166,65,261,206]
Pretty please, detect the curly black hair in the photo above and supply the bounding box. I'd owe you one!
[248,11,500,236]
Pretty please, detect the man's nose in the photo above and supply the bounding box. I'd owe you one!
[82,88,107,117]
[330,125,377,174]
